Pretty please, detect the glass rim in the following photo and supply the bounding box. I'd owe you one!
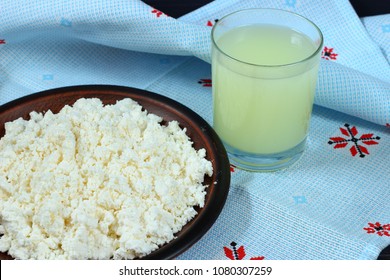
[211,8,324,68]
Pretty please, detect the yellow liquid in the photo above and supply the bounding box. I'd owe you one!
[212,24,320,154]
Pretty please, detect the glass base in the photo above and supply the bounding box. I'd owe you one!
[225,138,307,172]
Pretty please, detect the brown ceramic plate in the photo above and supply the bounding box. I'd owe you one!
[0,85,230,260]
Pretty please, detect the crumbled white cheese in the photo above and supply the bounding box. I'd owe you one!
[0,98,213,259]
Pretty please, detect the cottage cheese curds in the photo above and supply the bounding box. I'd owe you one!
[0,98,213,259]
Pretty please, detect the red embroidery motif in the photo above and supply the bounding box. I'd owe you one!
[0,39,6,44]
[364,222,390,237]
[207,19,219,26]
[322,47,338,60]
[328,123,380,157]
[151,9,166,18]
[198,79,212,87]
[230,164,236,173]
[224,242,265,260]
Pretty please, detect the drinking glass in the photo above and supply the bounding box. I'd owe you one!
[211,8,323,172]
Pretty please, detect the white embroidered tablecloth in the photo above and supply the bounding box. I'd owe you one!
[0,0,389,259]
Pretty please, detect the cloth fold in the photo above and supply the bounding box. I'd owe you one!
[1,0,389,126]
[0,0,389,260]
